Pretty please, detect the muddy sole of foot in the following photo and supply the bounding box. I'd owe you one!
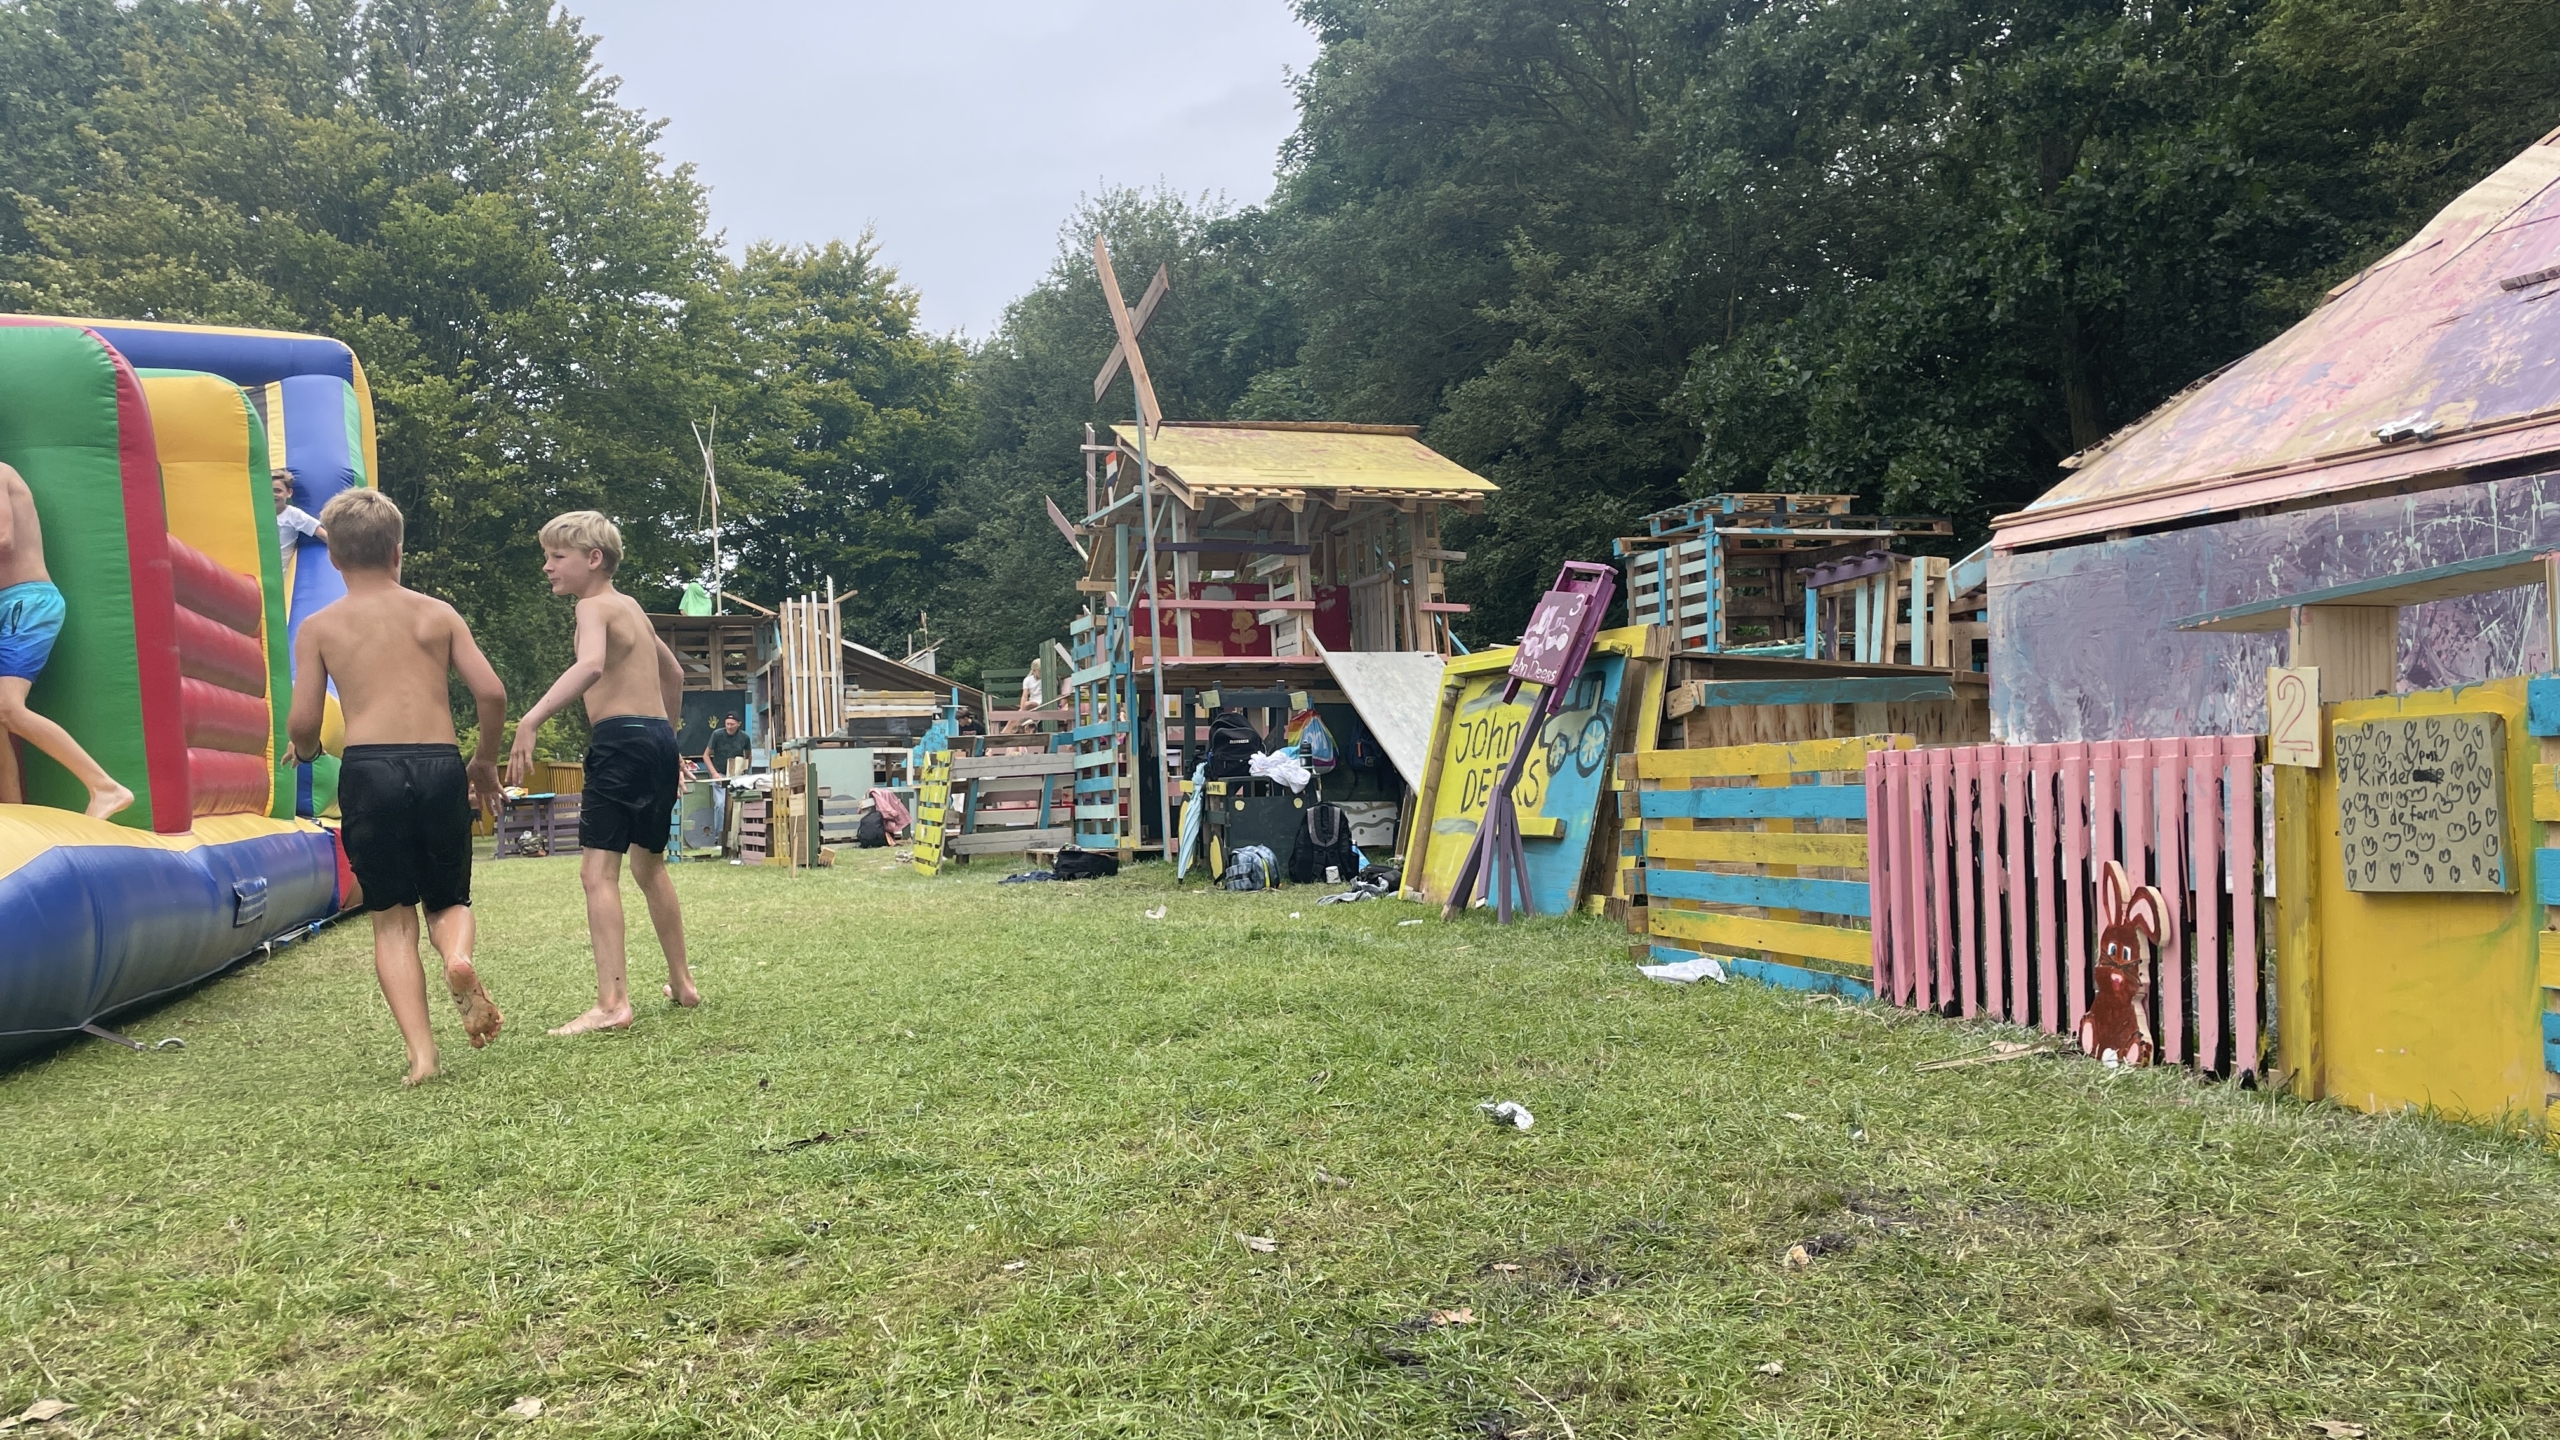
[447,961,503,1048]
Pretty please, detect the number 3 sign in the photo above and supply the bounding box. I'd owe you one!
[2268,666,2321,768]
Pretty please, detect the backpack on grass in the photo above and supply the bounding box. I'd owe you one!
[1288,802,1360,886]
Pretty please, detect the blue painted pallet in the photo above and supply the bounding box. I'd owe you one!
[1646,944,1874,1001]
[1636,787,1867,821]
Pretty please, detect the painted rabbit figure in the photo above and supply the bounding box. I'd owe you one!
[2078,859,2166,1067]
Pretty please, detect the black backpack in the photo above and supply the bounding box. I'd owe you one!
[1203,711,1262,781]
[1289,802,1361,886]
[1053,848,1120,880]
[856,809,888,848]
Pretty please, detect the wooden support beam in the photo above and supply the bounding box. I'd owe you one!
[2290,605,2395,701]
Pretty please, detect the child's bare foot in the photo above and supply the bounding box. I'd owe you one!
[548,1003,633,1036]
[445,960,503,1048]
[663,980,701,1008]
[85,781,134,820]
[403,1057,440,1086]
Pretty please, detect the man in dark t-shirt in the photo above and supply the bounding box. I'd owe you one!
[703,713,751,777]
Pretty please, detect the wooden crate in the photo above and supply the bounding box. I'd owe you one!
[739,799,772,863]
[493,793,582,859]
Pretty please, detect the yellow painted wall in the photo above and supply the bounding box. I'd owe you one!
[2303,678,2545,1120]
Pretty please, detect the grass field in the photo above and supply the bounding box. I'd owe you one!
[5,851,2559,1439]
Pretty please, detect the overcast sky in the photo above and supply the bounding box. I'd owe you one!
[566,1,1321,339]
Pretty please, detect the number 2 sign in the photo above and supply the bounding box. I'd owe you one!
[2268,666,2321,768]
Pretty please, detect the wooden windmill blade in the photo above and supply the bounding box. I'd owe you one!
[1092,263,1169,400]
[1043,493,1090,562]
[1090,238,1163,431]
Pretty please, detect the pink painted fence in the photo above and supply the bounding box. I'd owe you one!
[1864,738,2267,1077]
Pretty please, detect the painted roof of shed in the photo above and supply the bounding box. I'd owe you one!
[1111,421,1498,497]
[1996,125,2560,550]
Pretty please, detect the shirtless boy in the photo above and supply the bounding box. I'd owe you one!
[0,461,132,818]
[508,511,700,1035]
[287,489,508,1085]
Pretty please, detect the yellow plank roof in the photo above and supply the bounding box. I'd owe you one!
[1111,421,1498,496]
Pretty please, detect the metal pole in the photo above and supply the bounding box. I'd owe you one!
[1133,421,1175,859]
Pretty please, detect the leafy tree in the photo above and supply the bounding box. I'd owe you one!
[931,188,1300,688]
[699,237,972,646]
[0,0,723,718]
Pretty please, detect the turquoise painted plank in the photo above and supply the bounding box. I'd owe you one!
[1646,944,1873,1000]
[2539,849,2560,905]
[2176,548,2546,634]
[2543,1010,2560,1043]
[1637,787,1866,821]
[1730,957,1874,1001]
[2534,677,2560,737]
[1639,868,1870,917]
[2547,1039,2560,1073]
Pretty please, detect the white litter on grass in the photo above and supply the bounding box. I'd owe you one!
[1639,955,1728,984]
[1144,905,1168,920]
[503,1397,545,1420]
[1478,1100,1535,1130]
[1397,919,1424,927]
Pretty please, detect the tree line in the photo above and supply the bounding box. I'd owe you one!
[3,0,2554,711]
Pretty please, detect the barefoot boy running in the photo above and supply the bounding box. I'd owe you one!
[509,511,700,1035]
[287,489,508,1085]
[0,462,134,818]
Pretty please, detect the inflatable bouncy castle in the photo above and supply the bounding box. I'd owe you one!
[0,317,374,1064]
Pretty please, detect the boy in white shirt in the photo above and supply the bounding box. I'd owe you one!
[273,470,326,549]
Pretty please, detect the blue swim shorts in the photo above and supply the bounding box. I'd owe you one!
[0,580,67,683]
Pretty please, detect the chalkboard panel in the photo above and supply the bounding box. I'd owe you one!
[2333,713,2508,893]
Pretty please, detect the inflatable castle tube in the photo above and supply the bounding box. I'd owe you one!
[0,317,371,1065]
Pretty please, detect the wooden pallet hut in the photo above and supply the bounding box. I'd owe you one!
[1614,494,1956,661]
[1057,419,1496,860]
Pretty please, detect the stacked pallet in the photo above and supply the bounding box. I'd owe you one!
[1614,494,1952,655]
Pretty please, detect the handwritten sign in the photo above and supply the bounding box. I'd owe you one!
[1422,653,1626,914]
[2267,666,2321,768]
[2333,713,2507,893]
[1509,592,1591,687]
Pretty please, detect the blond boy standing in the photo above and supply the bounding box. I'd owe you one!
[286,489,507,1085]
[508,511,700,1034]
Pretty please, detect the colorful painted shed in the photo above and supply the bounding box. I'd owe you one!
[1989,125,2560,742]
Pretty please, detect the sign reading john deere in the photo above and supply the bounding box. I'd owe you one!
[2333,713,2508,893]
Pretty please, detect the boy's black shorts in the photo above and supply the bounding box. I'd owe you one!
[338,743,473,913]
[581,716,679,854]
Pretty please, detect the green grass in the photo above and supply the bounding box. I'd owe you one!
[4,852,2559,1438]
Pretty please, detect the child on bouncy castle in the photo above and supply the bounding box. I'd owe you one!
[286,488,508,1086]
[508,511,701,1036]
[0,462,133,819]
